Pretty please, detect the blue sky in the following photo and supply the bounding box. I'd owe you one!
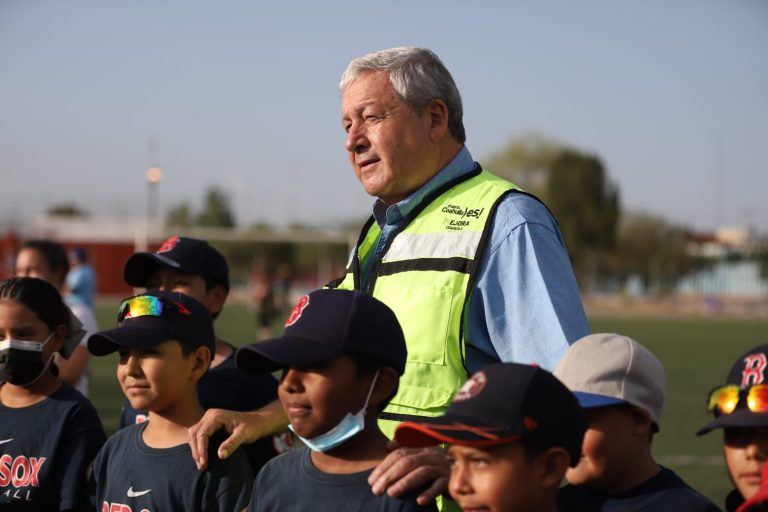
[1,0,766,231]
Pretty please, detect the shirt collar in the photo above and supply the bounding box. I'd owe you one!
[372,145,476,227]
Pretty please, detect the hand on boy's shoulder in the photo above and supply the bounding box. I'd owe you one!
[369,442,450,507]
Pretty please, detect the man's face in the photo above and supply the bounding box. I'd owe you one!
[341,71,439,205]
[565,406,638,492]
[724,427,768,501]
[145,267,224,317]
[447,443,541,512]
[277,355,375,440]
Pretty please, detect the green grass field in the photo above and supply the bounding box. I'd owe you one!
[88,298,768,506]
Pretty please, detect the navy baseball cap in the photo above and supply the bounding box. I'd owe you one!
[87,290,215,356]
[697,344,768,435]
[395,363,586,466]
[236,289,407,375]
[123,236,230,290]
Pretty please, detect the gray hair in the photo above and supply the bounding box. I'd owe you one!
[340,47,466,143]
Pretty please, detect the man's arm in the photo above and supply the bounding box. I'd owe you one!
[188,399,288,470]
[467,193,589,371]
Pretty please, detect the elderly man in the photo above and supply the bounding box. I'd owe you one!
[189,47,589,508]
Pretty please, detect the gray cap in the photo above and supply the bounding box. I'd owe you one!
[553,333,666,430]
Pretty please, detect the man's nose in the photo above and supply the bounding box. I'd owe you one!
[345,123,369,154]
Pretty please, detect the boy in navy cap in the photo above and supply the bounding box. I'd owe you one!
[235,289,435,511]
[121,236,280,472]
[88,290,252,511]
[698,344,768,511]
[555,333,718,511]
[394,362,586,512]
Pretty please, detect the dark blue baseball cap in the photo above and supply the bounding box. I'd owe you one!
[123,236,230,291]
[236,289,407,375]
[697,344,768,435]
[394,363,586,467]
[87,290,215,356]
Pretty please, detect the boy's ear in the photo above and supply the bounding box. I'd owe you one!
[536,447,570,489]
[630,407,654,437]
[370,367,398,408]
[207,284,228,317]
[190,346,212,380]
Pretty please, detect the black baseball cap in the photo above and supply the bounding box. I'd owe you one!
[123,236,230,290]
[87,290,215,356]
[697,344,768,435]
[236,289,407,375]
[395,363,586,466]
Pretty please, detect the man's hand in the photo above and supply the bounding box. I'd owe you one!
[188,400,288,470]
[368,442,450,506]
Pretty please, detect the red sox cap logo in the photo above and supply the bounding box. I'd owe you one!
[156,236,181,254]
[742,353,768,388]
[453,371,487,403]
[284,295,310,327]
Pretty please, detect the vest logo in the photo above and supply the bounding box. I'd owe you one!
[285,295,310,327]
[441,204,485,219]
[0,455,46,488]
[742,353,768,387]
[453,371,487,402]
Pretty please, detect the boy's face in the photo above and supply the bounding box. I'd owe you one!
[447,443,542,512]
[278,355,375,439]
[117,339,201,414]
[724,426,768,500]
[565,405,639,491]
[146,268,225,317]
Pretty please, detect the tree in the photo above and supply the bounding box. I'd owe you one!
[196,187,236,228]
[47,202,89,217]
[609,212,704,294]
[166,202,193,227]
[546,150,621,287]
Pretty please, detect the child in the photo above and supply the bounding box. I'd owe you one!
[555,333,719,511]
[235,288,435,511]
[394,362,586,512]
[88,290,252,511]
[15,239,96,397]
[120,236,280,471]
[0,276,106,510]
[697,344,768,511]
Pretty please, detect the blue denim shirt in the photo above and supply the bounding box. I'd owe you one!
[360,146,589,372]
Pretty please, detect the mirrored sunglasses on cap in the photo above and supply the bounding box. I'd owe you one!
[707,384,768,416]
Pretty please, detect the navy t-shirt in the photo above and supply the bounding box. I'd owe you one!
[558,467,721,511]
[91,423,252,512]
[0,383,106,511]
[248,446,437,511]
[119,341,280,472]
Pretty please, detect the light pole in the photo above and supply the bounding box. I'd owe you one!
[145,166,163,247]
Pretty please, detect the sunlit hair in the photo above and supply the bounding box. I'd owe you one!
[339,47,466,143]
[0,277,69,334]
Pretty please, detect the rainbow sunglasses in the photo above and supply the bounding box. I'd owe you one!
[117,294,211,340]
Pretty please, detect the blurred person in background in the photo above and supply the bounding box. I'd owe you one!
[15,240,96,396]
[66,246,96,308]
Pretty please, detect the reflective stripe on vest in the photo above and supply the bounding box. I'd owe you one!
[333,168,522,438]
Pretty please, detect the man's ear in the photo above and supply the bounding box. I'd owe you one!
[190,346,212,380]
[536,447,570,489]
[370,367,399,408]
[427,99,450,142]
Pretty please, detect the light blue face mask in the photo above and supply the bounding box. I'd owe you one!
[289,369,380,453]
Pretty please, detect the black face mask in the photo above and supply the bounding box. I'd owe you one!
[0,337,54,387]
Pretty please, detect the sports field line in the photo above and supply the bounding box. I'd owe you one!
[657,455,723,466]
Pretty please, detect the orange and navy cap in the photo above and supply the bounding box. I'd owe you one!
[395,363,586,466]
